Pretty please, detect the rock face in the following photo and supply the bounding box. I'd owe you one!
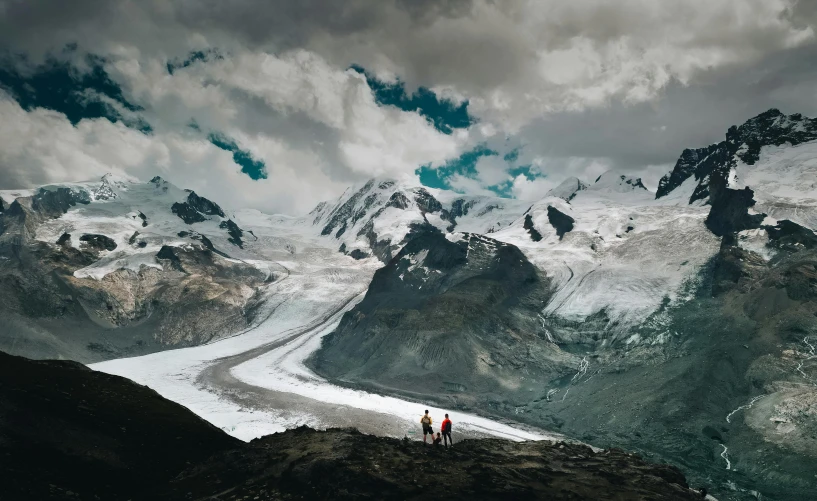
[79,233,118,251]
[0,351,703,501]
[0,176,269,363]
[309,231,557,396]
[657,109,817,203]
[546,206,574,240]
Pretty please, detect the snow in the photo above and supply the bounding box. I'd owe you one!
[490,172,720,336]
[729,140,817,230]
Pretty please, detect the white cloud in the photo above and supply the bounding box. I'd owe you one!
[510,175,557,201]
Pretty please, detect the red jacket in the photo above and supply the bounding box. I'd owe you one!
[441,418,452,433]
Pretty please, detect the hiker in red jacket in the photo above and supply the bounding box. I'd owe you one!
[441,413,453,447]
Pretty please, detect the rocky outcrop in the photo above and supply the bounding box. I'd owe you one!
[1,351,704,501]
[523,213,542,241]
[657,109,817,202]
[187,191,225,217]
[219,219,244,247]
[546,206,574,240]
[765,220,817,252]
[310,231,554,395]
[79,233,118,251]
[704,187,766,236]
[171,191,225,224]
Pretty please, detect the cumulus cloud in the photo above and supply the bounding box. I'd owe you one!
[1,0,817,210]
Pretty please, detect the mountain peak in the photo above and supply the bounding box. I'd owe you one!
[656,109,817,202]
[545,177,587,202]
[587,171,648,193]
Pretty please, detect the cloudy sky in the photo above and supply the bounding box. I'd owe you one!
[1,0,817,214]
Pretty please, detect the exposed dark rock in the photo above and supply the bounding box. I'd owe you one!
[0,351,702,501]
[622,176,647,190]
[219,219,244,248]
[547,206,575,240]
[138,211,148,227]
[310,232,550,395]
[704,187,766,236]
[765,220,817,252]
[156,245,184,272]
[523,213,542,242]
[348,249,369,260]
[31,187,91,219]
[177,231,189,237]
[0,198,4,213]
[450,198,478,219]
[187,191,225,217]
[657,109,817,202]
[56,233,71,246]
[128,231,140,245]
[0,351,237,501]
[171,192,225,225]
[79,234,117,251]
[711,234,768,295]
[321,180,376,236]
[385,191,410,210]
[171,201,206,224]
[413,187,443,214]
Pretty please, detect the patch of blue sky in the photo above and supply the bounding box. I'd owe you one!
[417,145,542,197]
[350,65,471,134]
[0,45,151,132]
[208,132,268,181]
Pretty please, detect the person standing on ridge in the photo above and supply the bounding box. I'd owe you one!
[420,410,433,443]
[441,413,453,447]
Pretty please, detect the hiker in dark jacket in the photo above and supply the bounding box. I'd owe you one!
[441,413,453,447]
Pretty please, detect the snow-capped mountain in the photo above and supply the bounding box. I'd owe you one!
[0,175,272,361]
[657,108,817,232]
[307,178,529,261]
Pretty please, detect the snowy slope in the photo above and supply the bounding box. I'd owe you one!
[727,140,817,230]
[489,171,720,337]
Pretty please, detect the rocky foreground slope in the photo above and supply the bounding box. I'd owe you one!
[0,351,704,501]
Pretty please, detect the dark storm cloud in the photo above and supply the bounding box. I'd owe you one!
[514,42,817,187]
[1,0,817,207]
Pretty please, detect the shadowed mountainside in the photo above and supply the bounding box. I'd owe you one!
[0,351,704,501]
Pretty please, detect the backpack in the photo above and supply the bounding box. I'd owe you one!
[421,415,431,425]
[443,420,452,432]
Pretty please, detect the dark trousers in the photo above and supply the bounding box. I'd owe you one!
[442,431,452,446]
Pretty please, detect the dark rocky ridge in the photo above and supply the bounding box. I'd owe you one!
[0,351,703,501]
[546,206,575,240]
[171,191,226,224]
[657,109,817,202]
[523,212,542,241]
[79,233,118,251]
